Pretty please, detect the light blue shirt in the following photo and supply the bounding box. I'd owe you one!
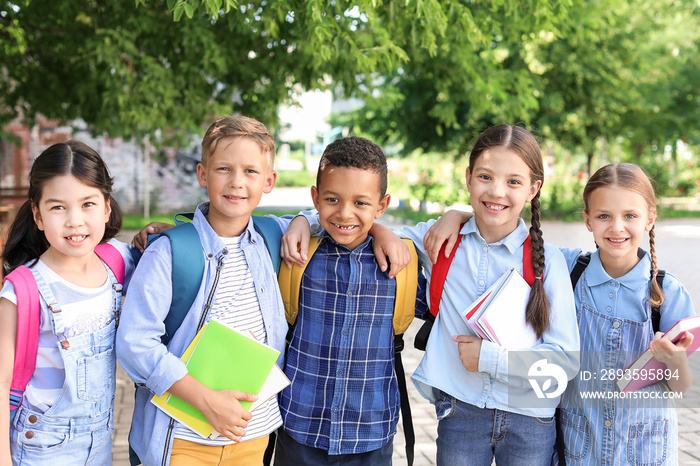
[116,203,288,466]
[399,218,580,417]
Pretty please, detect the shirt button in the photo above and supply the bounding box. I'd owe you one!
[208,254,213,258]
[606,307,612,313]
[613,321,620,328]
[479,280,485,287]
[347,291,352,297]
[342,330,348,335]
[484,385,489,390]
[252,238,256,243]
[604,420,612,427]
[337,369,343,376]
[333,407,338,412]
[611,281,618,287]
[483,246,488,252]
[28,415,37,423]
[223,249,228,255]
[25,431,34,439]
[609,293,614,299]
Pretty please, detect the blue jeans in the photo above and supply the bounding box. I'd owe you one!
[435,391,556,466]
[273,427,393,466]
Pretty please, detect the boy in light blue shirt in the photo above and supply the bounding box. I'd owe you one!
[117,115,288,466]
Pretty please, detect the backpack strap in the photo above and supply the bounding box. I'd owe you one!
[252,216,283,274]
[569,252,592,288]
[278,238,322,326]
[651,270,665,334]
[156,222,205,345]
[4,266,41,419]
[393,239,418,335]
[521,234,536,286]
[95,243,125,285]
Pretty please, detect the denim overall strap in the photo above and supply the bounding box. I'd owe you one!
[28,264,121,348]
[558,269,677,466]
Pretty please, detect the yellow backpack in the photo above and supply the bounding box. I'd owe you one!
[278,237,419,335]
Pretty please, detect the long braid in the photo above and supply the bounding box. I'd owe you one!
[526,191,550,339]
[647,224,665,307]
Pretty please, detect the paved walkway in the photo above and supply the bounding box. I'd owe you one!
[112,217,700,465]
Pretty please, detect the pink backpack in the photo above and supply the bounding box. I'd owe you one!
[4,243,124,418]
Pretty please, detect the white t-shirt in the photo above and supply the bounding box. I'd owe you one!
[174,235,282,444]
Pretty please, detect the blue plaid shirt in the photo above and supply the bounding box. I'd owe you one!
[279,232,428,455]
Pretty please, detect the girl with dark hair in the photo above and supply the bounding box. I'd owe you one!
[0,140,136,465]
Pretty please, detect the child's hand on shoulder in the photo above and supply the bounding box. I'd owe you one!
[424,210,472,264]
[452,335,482,372]
[131,222,174,252]
[281,216,311,268]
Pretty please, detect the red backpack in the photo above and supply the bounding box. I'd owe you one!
[414,227,537,350]
[4,243,125,419]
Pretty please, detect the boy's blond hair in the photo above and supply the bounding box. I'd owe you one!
[201,115,276,169]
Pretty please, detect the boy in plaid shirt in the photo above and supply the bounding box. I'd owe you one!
[274,136,427,465]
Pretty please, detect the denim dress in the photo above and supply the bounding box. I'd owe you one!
[10,264,122,466]
[558,250,693,466]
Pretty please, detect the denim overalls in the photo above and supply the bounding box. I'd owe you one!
[10,264,122,466]
[558,262,677,466]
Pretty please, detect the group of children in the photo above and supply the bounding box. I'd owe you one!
[0,114,694,466]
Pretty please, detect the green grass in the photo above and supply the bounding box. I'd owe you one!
[121,208,302,230]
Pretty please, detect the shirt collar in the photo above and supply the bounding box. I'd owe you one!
[193,202,256,254]
[318,230,373,252]
[461,217,530,254]
[584,248,652,290]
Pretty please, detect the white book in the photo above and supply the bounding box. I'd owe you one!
[461,268,539,349]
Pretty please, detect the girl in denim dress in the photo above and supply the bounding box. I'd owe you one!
[557,164,694,465]
[0,141,135,465]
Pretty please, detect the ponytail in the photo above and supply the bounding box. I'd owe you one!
[525,191,550,339]
[1,200,49,277]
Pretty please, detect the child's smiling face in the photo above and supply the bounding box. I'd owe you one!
[466,146,541,243]
[32,174,111,262]
[312,165,390,251]
[197,136,276,237]
[583,185,656,278]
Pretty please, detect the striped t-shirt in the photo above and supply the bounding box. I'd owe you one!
[0,260,116,412]
[174,235,282,444]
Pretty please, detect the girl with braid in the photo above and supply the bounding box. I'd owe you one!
[427,162,695,465]
[280,124,580,465]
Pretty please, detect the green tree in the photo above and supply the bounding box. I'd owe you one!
[0,0,452,141]
[532,0,699,174]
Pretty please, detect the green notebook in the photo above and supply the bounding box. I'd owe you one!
[167,319,281,423]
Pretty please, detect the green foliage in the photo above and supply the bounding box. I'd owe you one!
[275,170,315,188]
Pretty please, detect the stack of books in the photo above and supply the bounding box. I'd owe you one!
[151,319,290,439]
[460,268,539,349]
